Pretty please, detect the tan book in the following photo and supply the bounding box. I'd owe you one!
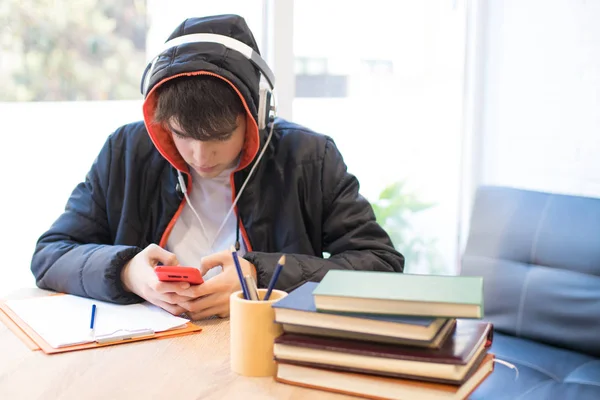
[275,353,495,400]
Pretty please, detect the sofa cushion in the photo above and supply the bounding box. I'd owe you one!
[461,186,600,356]
[470,332,600,400]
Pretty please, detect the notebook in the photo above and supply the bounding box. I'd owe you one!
[272,281,453,346]
[0,294,202,353]
[312,270,484,318]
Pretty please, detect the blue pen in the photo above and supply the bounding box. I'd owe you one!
[89,304,97,337]
[264,255,286,301]
[231,245,251,300]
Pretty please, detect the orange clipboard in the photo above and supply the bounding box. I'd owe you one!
[0,299,202,355]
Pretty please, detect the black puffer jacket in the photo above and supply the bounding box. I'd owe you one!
[31,15,404,304]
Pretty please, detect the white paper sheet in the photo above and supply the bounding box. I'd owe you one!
[5,295,189,348]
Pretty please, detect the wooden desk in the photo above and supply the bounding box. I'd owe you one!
[0,289,351,400]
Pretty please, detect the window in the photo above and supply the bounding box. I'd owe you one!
[0,1,147,102]
[360,59,394,75]
[295,57,348,97]
[292,0,467,275]
[0,0,467,296]
[0,0,264,296]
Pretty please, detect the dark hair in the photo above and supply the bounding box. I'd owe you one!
[154,76,245,141]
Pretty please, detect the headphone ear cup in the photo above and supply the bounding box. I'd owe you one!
[257,85,271,130]
[140,63,152,96]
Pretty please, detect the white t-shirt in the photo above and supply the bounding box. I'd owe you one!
[166,166,246,280]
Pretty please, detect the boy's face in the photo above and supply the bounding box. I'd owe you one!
[169,114,246,178]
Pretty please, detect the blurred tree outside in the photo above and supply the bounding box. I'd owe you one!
[0,0,147,101]
[371,181,447,275]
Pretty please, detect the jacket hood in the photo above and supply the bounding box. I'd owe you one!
[141,15,262,173]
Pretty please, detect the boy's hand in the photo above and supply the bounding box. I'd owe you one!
[121,244,192,315]
[177,249,256,320]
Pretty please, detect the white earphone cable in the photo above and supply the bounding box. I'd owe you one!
[175,88,278,253]
[177,171,214,253]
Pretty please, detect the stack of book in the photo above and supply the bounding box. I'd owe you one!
[272,270,494,400]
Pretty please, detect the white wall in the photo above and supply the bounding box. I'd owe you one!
[475,0,600,198]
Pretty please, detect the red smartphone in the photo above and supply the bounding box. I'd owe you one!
[154,266,204,285]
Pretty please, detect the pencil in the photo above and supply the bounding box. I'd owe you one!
[230,245,250,300]
[244,274,260,301]
[264,255,285,301]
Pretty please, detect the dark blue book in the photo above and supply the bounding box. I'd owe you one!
[273,282,455,348]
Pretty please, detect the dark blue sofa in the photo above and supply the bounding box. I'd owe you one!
[461,186,600,399]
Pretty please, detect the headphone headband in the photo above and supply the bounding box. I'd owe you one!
[142,33,275,96]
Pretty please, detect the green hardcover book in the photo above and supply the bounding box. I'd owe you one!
[312,271,484,319]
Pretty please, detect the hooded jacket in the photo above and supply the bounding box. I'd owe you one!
[31,15,404,304]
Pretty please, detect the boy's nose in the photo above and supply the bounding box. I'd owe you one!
[192,141,215,164]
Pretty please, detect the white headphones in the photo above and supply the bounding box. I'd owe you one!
[141,33,276,130]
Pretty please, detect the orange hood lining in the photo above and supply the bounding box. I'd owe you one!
[142,71,260,177]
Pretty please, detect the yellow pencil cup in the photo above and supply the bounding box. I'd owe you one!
[229,289,287,377]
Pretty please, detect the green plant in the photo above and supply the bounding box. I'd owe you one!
[0,0,147,101]
[371,181,446,274]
